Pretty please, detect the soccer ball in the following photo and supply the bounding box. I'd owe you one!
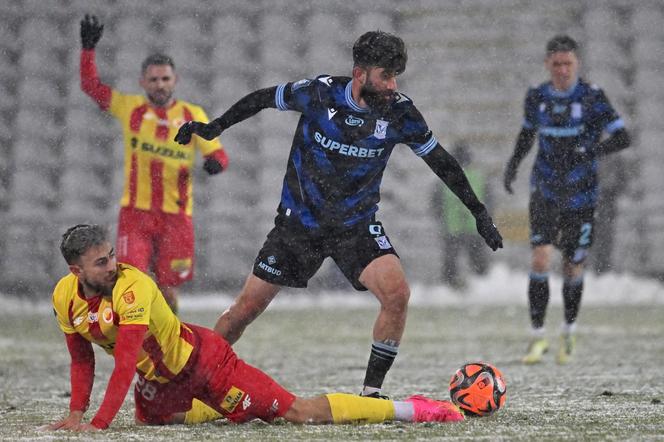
[449,362,506,416]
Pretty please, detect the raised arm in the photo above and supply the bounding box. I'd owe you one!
[174,87,278,144]
[422,145,503,251]
[79,15,111,110]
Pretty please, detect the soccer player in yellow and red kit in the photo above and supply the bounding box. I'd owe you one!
[45,224,464,431]
[79,15,228,313]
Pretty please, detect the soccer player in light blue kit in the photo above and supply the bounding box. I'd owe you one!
[503,35,631,365]
[176,31,503,397]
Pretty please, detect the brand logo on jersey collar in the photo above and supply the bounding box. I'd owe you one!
[328,108,337,120]
[345,115,364,127]
[374,120,389,139]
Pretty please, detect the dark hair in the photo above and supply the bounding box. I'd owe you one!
[60,224,109,265]
[546,35,578,56]
[353,30,407,75]
[141,53,175,74]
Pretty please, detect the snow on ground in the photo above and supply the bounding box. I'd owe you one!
[1,264,661,316]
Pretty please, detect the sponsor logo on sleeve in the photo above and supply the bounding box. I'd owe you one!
[73,316,84,326]
[292,79,311,91]
[122,291,135,305]
[220,386,245,413]
[102,307,114,324]
[242,394,252,410]
[375,235,392,250]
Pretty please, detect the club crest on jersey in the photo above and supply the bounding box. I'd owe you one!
[374,120,388,139]
[375,235,392,250]
[345,115,364,127]
[122,291,135,305]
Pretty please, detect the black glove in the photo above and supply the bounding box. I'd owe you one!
[503,161,517,194]
[174,121,222,145]
[203,157,224,175]
[475,210,503,251]
[80,14,104,50]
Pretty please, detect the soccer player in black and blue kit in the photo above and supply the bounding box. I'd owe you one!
[503,35,630,365]
[176,31,503,398]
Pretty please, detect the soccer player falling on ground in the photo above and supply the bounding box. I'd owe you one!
[79,15,229,314]
[503,35,631,365]
[44,224,464,431]
[175,30,503,398]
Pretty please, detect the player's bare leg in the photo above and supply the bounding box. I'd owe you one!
[214,274,281,344]
[523,244,554,364]
[358,254,410,396]
[161,286,179,315]
[557,258,584,364]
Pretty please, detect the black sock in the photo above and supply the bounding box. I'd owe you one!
[528,272,550,329]
[363,341,399,389]
[562,276,584,324]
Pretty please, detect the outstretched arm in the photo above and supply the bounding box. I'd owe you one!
[79,15,111,109]
[87,325,147,430]
[175,87,278,144]
[503,127,536,194]
[44,333,96,431]
[422,145,503,251]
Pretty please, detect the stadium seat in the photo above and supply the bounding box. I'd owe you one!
[19,18,67,49]
[15,107,62,143]
[17,77,64,109]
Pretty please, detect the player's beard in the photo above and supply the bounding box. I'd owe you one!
[148,89,173,107]
[360,80,395,115]
[82,272,117,297]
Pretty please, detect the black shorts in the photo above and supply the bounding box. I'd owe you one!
[529,191,595,263]
[252,214,399,290]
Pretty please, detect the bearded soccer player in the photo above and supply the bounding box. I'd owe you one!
[79,15,229,314]
[503,35,631,365]
[175,31,503,398]
[44,224,464,431]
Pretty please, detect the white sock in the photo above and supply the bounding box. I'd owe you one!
[361,386,381,396]
[531,327,545,338]
[561,322,576,335]
[393,401,415,421]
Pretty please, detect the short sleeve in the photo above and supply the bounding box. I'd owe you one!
[591,87,624,134]
[108,90,136,120]
[401,103,438,157]
[52,284,76,334]
[275,77,321,113]
[114,280,153,326]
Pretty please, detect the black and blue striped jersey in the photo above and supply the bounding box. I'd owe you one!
[274,75,437,229]
[522,78,624,210]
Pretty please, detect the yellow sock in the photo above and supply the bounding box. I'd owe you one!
[184,399,223,424]
[326,393,396,424]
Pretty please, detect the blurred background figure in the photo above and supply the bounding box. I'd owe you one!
[432,141,490,289]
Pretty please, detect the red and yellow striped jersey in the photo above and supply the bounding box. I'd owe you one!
[80,49,226,216]
[52,263,196,383]
[109,92,222,215]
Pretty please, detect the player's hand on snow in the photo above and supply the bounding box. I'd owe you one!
[80,14,104,50]
[74,423,101,432]
[475,210,503,251]
[41,411,84,431]
[174,121,222,144]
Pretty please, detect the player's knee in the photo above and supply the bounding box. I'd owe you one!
[381,282,410,314]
